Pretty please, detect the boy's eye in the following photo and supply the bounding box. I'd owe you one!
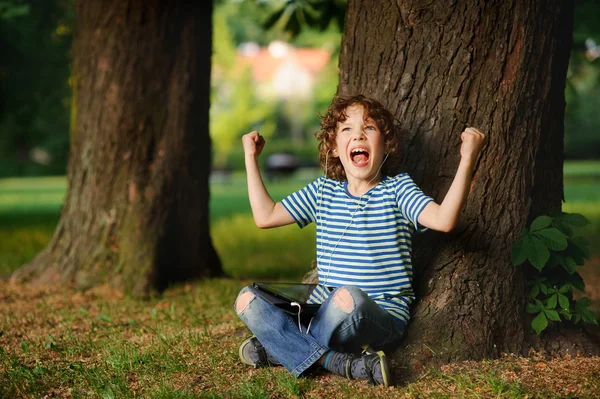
[365,125,375,131]
[342,127,351,132]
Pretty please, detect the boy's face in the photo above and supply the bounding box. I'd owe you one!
[333,105,386,186]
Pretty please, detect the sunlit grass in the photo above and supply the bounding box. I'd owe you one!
[0,176,66,212]
[564,160,600,177]
[0,174,321,278]
[1,166,599,278]
[213,213,315,281]
[1,167,600,397]
[1,280,598,398]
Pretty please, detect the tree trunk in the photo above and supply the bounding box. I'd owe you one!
[11,0,223,295]
[336,0,580,374]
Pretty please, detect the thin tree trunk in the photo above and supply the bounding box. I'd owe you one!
[335,0,583,374]
[12,0,222,295]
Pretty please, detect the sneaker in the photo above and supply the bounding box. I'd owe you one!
[361,351,393,387]
[361,345,376,355]
[238,336,281,368]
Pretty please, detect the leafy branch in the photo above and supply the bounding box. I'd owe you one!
[511,213,598,334]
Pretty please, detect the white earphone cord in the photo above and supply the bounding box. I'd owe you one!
[316,152,389,286]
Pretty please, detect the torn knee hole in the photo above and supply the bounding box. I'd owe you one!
[333,288,355,313]
[235,291,255,314]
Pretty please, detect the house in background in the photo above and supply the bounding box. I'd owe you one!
[237,40,331,101]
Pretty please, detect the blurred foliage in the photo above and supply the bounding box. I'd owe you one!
[211,3,277,169]
[262,0,346,38]
[1,0,599,178]
[565,0,600,160]
[0,0,73,177]
[210,0,340,170]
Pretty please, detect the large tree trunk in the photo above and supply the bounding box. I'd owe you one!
[11,0,222,295]
[336,0,580,374]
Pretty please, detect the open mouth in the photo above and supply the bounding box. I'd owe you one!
[350,147,370,166]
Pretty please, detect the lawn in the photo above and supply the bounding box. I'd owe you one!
[0,173,318,279]
[1,161,599,397]
[1,163,599,279]
[2,280,599,398]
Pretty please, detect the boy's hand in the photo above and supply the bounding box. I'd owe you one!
[460,127,487,161]
[242,131,266,158]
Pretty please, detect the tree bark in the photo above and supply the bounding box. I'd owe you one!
[11,0,223,295]
[335,0,584,375]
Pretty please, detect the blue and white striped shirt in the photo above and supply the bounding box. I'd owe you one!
[281,173,433,325]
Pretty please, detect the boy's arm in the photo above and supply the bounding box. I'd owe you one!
[243,131,295,229]
[418,127,487,232]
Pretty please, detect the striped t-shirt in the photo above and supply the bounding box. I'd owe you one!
[281,173,433,325]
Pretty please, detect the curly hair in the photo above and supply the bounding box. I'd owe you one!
[315,94,401,181]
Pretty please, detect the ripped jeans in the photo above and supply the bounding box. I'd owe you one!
[234,285,406,377]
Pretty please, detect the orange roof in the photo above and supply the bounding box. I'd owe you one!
[238,47,331,82]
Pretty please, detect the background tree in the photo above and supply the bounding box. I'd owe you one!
[565,0,600,159]
[0,0,72,177]
[334,0,598,375]
[11,0,222,295]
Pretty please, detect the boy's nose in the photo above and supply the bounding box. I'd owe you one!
[352,130,366,140]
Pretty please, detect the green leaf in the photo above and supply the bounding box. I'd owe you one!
[580,308,598,325]
[530,215,553,232]
[553,220,573,237]
[528,236,550,271]
[535,299,544,308]
[571,236,591,260]
[530,284,540,298]
[98,314,113,323]
[546,253,561,269]
[578,297,592,307]
[558,284,571,294]
[539,282,549,295]
[261,6,287,30]
[560,257,577,274]
[531,311,548,335]
[534,228,568,251]
[558,294,570,311]
[558,309,572,320]
[510,237,529,266]
[567,245,586,266]
[556,213,590,227]
[546,294,558,309]
[572,235,590,246]
[570,273,586,291]
[544,309,561,321]
[526,302,542,313]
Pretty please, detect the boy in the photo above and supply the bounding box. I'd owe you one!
[234,95,486,386]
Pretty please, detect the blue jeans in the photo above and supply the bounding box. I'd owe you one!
[235,285,406,377]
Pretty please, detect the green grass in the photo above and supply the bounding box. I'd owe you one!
[0,173,321,278]
[1,279,598,398]
[564,160,600,178]
[1,165,600,397]
[1,164,599,277]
